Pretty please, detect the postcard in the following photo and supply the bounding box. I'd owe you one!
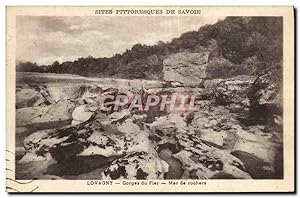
[6,6,295,193]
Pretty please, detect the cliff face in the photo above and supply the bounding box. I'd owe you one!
[163,52,210,84]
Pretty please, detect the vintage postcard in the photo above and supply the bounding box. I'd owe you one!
[6,6,294,193]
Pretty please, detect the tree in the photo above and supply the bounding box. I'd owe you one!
[16,61,45,73]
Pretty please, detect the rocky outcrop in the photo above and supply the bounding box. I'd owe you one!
[16,101,75,127]
[18,102,283,180]
[231,124,283,179]
[174,148,251,179]
[163,52,210,84]
[247,70,283,124]
[146,111,252,179]
[213,75,254,106]
[102,151,169,180]
[17,109,170,179]
[15,72,283,180]
[16,88,46,109]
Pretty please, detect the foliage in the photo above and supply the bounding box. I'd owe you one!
[16,17,283,80]
[16,61,46,73]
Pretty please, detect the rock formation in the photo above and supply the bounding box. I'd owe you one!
[15,57,283,180]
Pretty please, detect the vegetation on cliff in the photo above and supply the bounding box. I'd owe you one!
[17,16,282,80]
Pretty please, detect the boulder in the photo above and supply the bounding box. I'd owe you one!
[230,126,283,178]
[200,128,225,148]
[116,119,140,134]
[173,146,251,179]
[74,85,103,104]
[16,88,46,109]
[18,113,158,179]
[46,85,79,102]
[248,70,283,124]
[102,151,169,180]
[71,105,94,125]
[18,121,97,166]
[16,101,75,127]
[163,52,210,84]
[233,140,276,166]
[145,111,251,179]
[213,75,254,106]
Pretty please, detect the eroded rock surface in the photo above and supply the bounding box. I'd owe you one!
[248,70,283,124]
[15,73,283,180]
[163,52,210,84]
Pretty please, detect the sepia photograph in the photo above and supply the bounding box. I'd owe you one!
[6,6,294,192]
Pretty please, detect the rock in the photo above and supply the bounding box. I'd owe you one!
[102,151,169,180]
[18,121,96,166]
[163,52,210,84]
[190,108,236,132]
[71,120,82,125]
[145,110,251,179]
[200,129,225,148]
[248,70,283,124]
[46,86,65,102]
[144,81,165,90]
[233,140,276,165]
[72,105,94,124]
[46,84,104,104]
[158,148,183,179]
[46,85,77,102]
[15,146,26,156]
[16,126,28,134]
[173,148,251,179]
[16,101,75,126]
[80,126,152,157]
[203,79,224,89]
[46,84,95,103]
[231,126,283,178]
[18,115,154,172]
[87,105,98,112]
[47,154,109,177]
[209,119,218,126]
[148,113,188,138]
[173,150,213,179]
[16,88,46,109]
[39,88,56,104]
[75,85,103,104]
[214,75,254,106]
[78,132,124,157]
[18,152,47,164]
[107,110,131,122]
[15,73,283,180]
[16,152,58,180]
[116,119,140,134]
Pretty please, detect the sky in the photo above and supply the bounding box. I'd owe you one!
[16,16,224,65]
